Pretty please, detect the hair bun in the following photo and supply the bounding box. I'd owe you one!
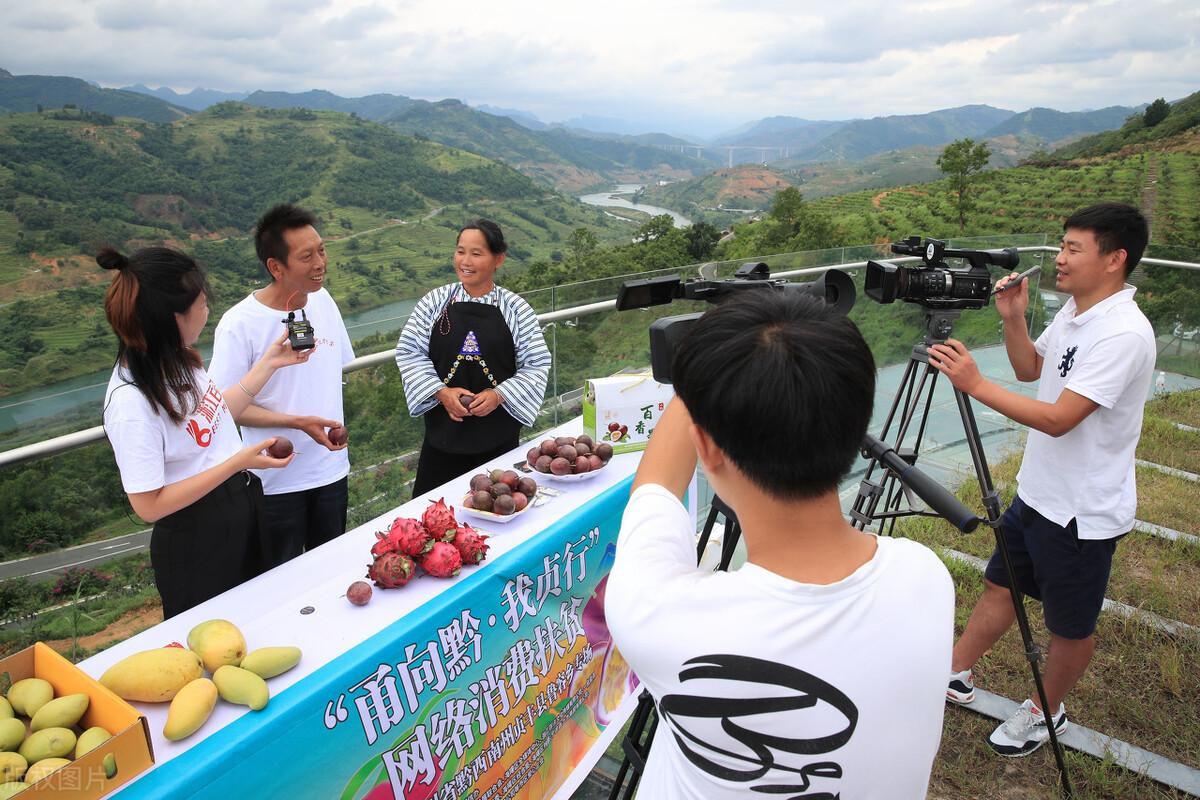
[96,247,128,271]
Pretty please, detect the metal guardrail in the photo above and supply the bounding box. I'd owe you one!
[1,245,1195,469]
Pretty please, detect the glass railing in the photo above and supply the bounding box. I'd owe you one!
[2,236,1198,571]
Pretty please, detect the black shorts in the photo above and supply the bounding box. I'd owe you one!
[984,495,1121,639]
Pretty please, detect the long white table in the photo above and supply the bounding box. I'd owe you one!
[80,420,655,799]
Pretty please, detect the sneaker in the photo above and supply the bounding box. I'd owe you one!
[987,699,1068,757]
[947,669,975,704]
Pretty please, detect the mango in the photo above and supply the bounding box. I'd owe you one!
[100,648,202,702]
[103,752,118,779]
[7,678,53,717]
[0,783,28,800]
[239,646,302,680]
[0,753,25,783]
[24,757,70,783]
[187,619,247,673]
[212,665,268,711]
[163,678,218,741]
[30,692,89,732]
[19,728,75,763]
[0,698,12,720]
[0,720,24,753]
[76,726,112,759]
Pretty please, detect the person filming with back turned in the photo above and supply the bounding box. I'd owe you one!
[395,220,550,497]
[928,203,1156,757]
[606,291,955,799]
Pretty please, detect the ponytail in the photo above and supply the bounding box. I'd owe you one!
[98,246,210,423]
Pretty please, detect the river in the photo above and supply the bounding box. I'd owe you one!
[0,298,419,437]
[578,184,692,228]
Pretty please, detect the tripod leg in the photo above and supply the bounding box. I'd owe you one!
[955,389,1072,799]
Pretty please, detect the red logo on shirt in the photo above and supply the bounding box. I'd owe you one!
[186,419,213,448]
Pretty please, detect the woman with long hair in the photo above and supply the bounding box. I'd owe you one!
[100,246,311,618]
[395,220,550,495]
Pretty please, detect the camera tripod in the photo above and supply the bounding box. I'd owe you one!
[849,309,1072,798]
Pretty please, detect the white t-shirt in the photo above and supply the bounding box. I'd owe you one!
[606,484,954,800]
[1017,286,1156,539]
[103,365,242,494]
[209,288,355,495]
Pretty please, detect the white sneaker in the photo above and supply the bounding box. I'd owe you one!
[987,699,1068,757]
[947,669,975,704]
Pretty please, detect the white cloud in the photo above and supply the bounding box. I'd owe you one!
[0,0,1195,136]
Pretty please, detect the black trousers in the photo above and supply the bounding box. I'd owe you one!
[412,437,520,499]
[260,476,349,568]
[150,471,265,620]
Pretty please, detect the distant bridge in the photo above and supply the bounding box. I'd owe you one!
[657,143,792,167]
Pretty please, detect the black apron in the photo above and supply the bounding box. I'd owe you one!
[425,294,521,455]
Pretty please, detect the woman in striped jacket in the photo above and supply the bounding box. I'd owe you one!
[395,220,551,496]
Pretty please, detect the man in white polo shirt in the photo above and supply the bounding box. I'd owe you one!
[209,204,355,567]
[927,203,1155,757]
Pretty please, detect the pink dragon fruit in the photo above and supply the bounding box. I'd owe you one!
[419,541,463,579]
[450,524,490,565]
[422,498,458,541]
[390,517,435,557]
[367,552,416,589]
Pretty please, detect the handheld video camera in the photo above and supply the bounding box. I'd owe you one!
[865,236,1019,311]
[615,262,855,383]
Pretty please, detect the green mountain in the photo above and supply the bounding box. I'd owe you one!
[381,99,709,191]
[0,105,629,395]
[641,165,801,220]
[0,69,189,123]
[122,84,249,110]
[982,105,1138,144]
[1049,91,1200,160]
[244,89,416,120]
[801,104,1015,162]
[713,116,848,149]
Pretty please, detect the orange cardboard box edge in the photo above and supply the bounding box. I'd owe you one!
[0,643,154,798]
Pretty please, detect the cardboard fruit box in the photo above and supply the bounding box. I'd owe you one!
[0,642,153,798]
[582,372,674,454]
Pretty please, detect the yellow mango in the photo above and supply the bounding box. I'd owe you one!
[187,619,247,673]
[212,665,268,711]
[19,728,75,763]
[7,678,53,717]
[0,720,24,753]
[100,648,203,702]
[163,678,218,741]
[103,752,117,779]
[238,646,302,680]
[0,782,28,800]
[75,726,112,759]
[30,692,89,732]
[24,757,70,784]
[0,698,12,720]
[0,752,25,783]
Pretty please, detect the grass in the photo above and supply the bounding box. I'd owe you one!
[1146,389,1200,429]
[1137,413,1200,474]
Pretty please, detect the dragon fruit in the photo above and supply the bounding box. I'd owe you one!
[367,552,416,589]
[389,517,435,557]
[450,525,490,565]
[419,541,463,579]
[422,497,458,540]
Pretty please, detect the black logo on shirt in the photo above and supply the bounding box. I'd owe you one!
[1058,345,1077,377]
[658,654,857,798]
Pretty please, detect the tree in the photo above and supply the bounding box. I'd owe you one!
[937,138,991,232]
[684,222,721,261]
[1143,98,1171,128]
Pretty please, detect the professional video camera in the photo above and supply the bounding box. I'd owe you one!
[865,236,1019,311]
[614,261,854,383]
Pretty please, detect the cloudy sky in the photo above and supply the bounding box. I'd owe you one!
[2,0,1196,137]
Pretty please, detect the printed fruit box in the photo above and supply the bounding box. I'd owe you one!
[0,643,153,798]
[582,372,674,454]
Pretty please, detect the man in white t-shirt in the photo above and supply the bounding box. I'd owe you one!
[209,204,355,567]
[929,203,1155,757]
[606,292,955,799]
